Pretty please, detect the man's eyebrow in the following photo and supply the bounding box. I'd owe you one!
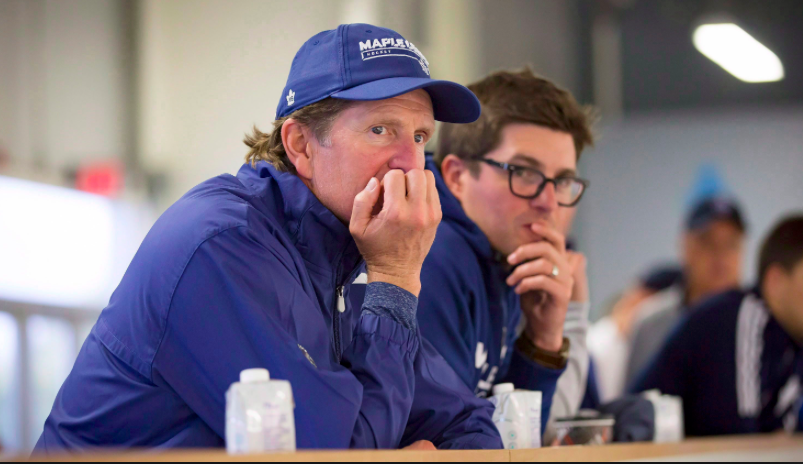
[369,115,435,133]
[510,154,545,169]
[368,116,405,127]
[510,154,577,176]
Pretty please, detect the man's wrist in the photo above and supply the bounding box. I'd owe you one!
[566,301,592,324]
[524,325,564,352]
[367,269,421,297]
[515,335,570,370]
[362,282,419,331]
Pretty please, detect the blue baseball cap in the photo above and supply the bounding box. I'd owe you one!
[276,24,481,123]
[686,197,747,233]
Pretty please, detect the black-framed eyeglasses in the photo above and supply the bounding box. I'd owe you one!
[478,158,590,207]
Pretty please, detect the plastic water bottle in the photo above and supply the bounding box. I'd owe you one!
[488,383,542,449]
[226,368,296,454]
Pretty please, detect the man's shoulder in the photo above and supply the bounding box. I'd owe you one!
[663,290,746,351]
[683,289,746,329]
[95,173,294,378]
[424,221,486,284]
[428,221,484,267]
[152,173,289,258]
[418,220,490,330]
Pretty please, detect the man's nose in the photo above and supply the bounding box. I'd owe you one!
[529,181,559,214]
[386,139,425,173]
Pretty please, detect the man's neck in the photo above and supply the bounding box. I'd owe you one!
[761,285,803,346]
[684,284,708,307]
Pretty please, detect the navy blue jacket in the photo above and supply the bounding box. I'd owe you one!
[411,159,565,434]
[35,162,502,452]
[631,289,803,436]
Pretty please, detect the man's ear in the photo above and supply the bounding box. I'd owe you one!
[440,154,468,202]
[763,264,787,307]
[282,119,314,180]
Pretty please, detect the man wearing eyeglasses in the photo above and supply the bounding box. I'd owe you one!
[417,68,595,435]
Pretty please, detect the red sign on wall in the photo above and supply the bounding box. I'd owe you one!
[75,161,124,197]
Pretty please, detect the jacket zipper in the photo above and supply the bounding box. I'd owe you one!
[333,285,344,361]
[500,293,509,363]
[333,264,363,363]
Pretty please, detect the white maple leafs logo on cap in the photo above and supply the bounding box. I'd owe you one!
[287,89,295,106]
[358,38,430,76]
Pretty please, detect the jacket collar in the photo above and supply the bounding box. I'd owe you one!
[237,162,362,286]
[750,287,802,350]
[427,157,496,262]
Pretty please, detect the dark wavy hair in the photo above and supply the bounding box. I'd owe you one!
[435,67,596,174]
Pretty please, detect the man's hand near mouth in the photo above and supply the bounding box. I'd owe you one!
[505,222,576,353]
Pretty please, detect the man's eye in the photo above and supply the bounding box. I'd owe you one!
[513,169,542,184]
[414,134,425,144]
[371,126,386,135]
[556,178,575,188]
[512,169,529,178]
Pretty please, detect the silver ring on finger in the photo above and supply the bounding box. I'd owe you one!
[551,265,560,278]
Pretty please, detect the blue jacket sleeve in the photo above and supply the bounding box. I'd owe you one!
[152,227,420,449]
[417,238,563,437]
[499,348,565,434]
[798,402,803,432]
[417,248,483,392]
[401,338,503,450]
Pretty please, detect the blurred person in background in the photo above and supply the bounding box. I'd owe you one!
[34,24,504,452]
[625,197,747,386]
[631,215,803,436]
[411,68,596,434]
[588,266,684,402]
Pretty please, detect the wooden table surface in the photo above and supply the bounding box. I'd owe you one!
[12,433,803,462]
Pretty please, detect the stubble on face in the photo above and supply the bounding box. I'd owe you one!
[459,124,577,256]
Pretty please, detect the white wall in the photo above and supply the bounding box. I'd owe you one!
[478,0,582,96]
[137,0,349,205]
[0,0,133,175]
[575,106,803,319]
[136,0,489,206]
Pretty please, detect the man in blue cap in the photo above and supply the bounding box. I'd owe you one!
[626,197,747,385]
[34,24,502,452]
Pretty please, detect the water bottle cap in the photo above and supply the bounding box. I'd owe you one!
[492,383,514,396]
[240,368,270,383]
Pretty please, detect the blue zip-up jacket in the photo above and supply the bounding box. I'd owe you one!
[631,289,803,436]
[34,162,502,452]
[408,159,565,434]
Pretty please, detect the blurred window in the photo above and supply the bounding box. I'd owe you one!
[0,312,20,453]
[27,316,77,446]
[0,176,114,308]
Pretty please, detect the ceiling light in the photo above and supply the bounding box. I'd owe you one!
[693,23,784,83]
